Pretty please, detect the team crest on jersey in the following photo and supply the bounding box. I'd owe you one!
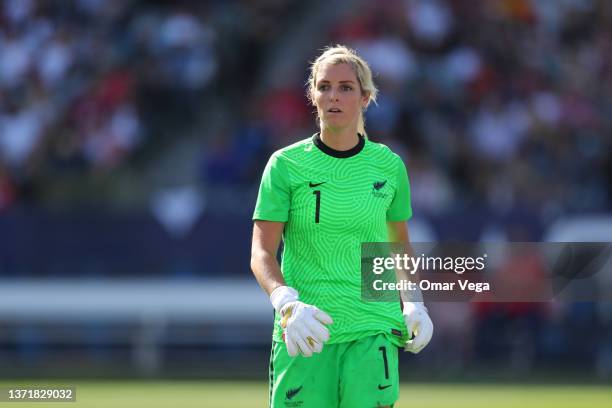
[372,180,388,198]
[284,385,304,407]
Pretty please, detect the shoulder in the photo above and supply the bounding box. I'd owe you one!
[270,136,316,163]
[364,139,403,163]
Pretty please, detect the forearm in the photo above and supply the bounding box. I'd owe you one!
[387,222,423,304]
[251,249,286,296]
[396,241,424,304]
[251,237,332,358]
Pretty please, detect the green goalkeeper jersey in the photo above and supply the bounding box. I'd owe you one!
[253,133,412,346]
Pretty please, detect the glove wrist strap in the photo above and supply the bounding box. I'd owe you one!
[403,301,427,314]
[270,286,299,313]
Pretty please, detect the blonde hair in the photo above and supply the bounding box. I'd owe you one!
[307,45,378,137]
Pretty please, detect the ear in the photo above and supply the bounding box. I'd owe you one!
[361,91,370,108]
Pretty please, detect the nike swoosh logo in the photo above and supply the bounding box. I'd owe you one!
[309,182,326,187]
[378,384,391,390]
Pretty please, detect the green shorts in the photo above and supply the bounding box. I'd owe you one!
[269,333,399,408]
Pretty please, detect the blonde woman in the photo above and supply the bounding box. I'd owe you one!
[251,45,433,408]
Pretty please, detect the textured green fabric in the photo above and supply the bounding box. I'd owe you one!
[269,334,399,408]
[254,134,412,345]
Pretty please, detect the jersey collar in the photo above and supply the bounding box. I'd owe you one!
[313,133,365,158]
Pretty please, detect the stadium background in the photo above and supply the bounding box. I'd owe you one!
[0,0,611,406]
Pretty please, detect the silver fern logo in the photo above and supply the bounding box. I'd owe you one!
[373,180,387,190]
[372,180,388,198]
[286,386,303,400]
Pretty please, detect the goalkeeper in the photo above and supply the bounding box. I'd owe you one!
[251,45,433,408]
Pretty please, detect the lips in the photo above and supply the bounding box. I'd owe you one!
[327,108,342,113]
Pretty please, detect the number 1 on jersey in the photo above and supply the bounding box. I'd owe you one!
[313,190,321,223]
[379,346,389,379]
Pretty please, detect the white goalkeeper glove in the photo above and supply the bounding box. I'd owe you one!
[270,286,333,357]
[403,302,433,354]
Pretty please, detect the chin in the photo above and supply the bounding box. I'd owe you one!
[323,118,349,129]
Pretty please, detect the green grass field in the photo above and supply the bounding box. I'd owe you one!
[0,381,611,407]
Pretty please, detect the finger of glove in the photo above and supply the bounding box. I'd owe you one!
[311,338,323,354]
[294,323,321,354]
[405,340,423,354]
[303,317,330,343]
[285,331,300,357]
[415,320,434,348]
[406,320,433,354]
[296,319,329,353]
[294,333,313,357]
[312,308,333,325]
[404,320,421,353]
[410,338,427,354]
[404,316,418,334]
[405,336,426,354]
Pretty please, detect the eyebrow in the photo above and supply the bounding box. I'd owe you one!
[317,80,356,84]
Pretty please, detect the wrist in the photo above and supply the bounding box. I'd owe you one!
[270,286,299,313]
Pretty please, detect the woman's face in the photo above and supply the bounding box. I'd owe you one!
[314,62,368,133]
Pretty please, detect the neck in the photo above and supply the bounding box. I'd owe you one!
[320,127,360,151]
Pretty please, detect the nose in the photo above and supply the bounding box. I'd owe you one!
[329,87,339,102]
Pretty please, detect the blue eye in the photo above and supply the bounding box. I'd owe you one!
[341,85,353,91]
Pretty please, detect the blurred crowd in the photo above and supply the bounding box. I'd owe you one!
[353,0,612,227]
[0,0,217,209]
[0,0,610,230]
[217,0,612,235]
